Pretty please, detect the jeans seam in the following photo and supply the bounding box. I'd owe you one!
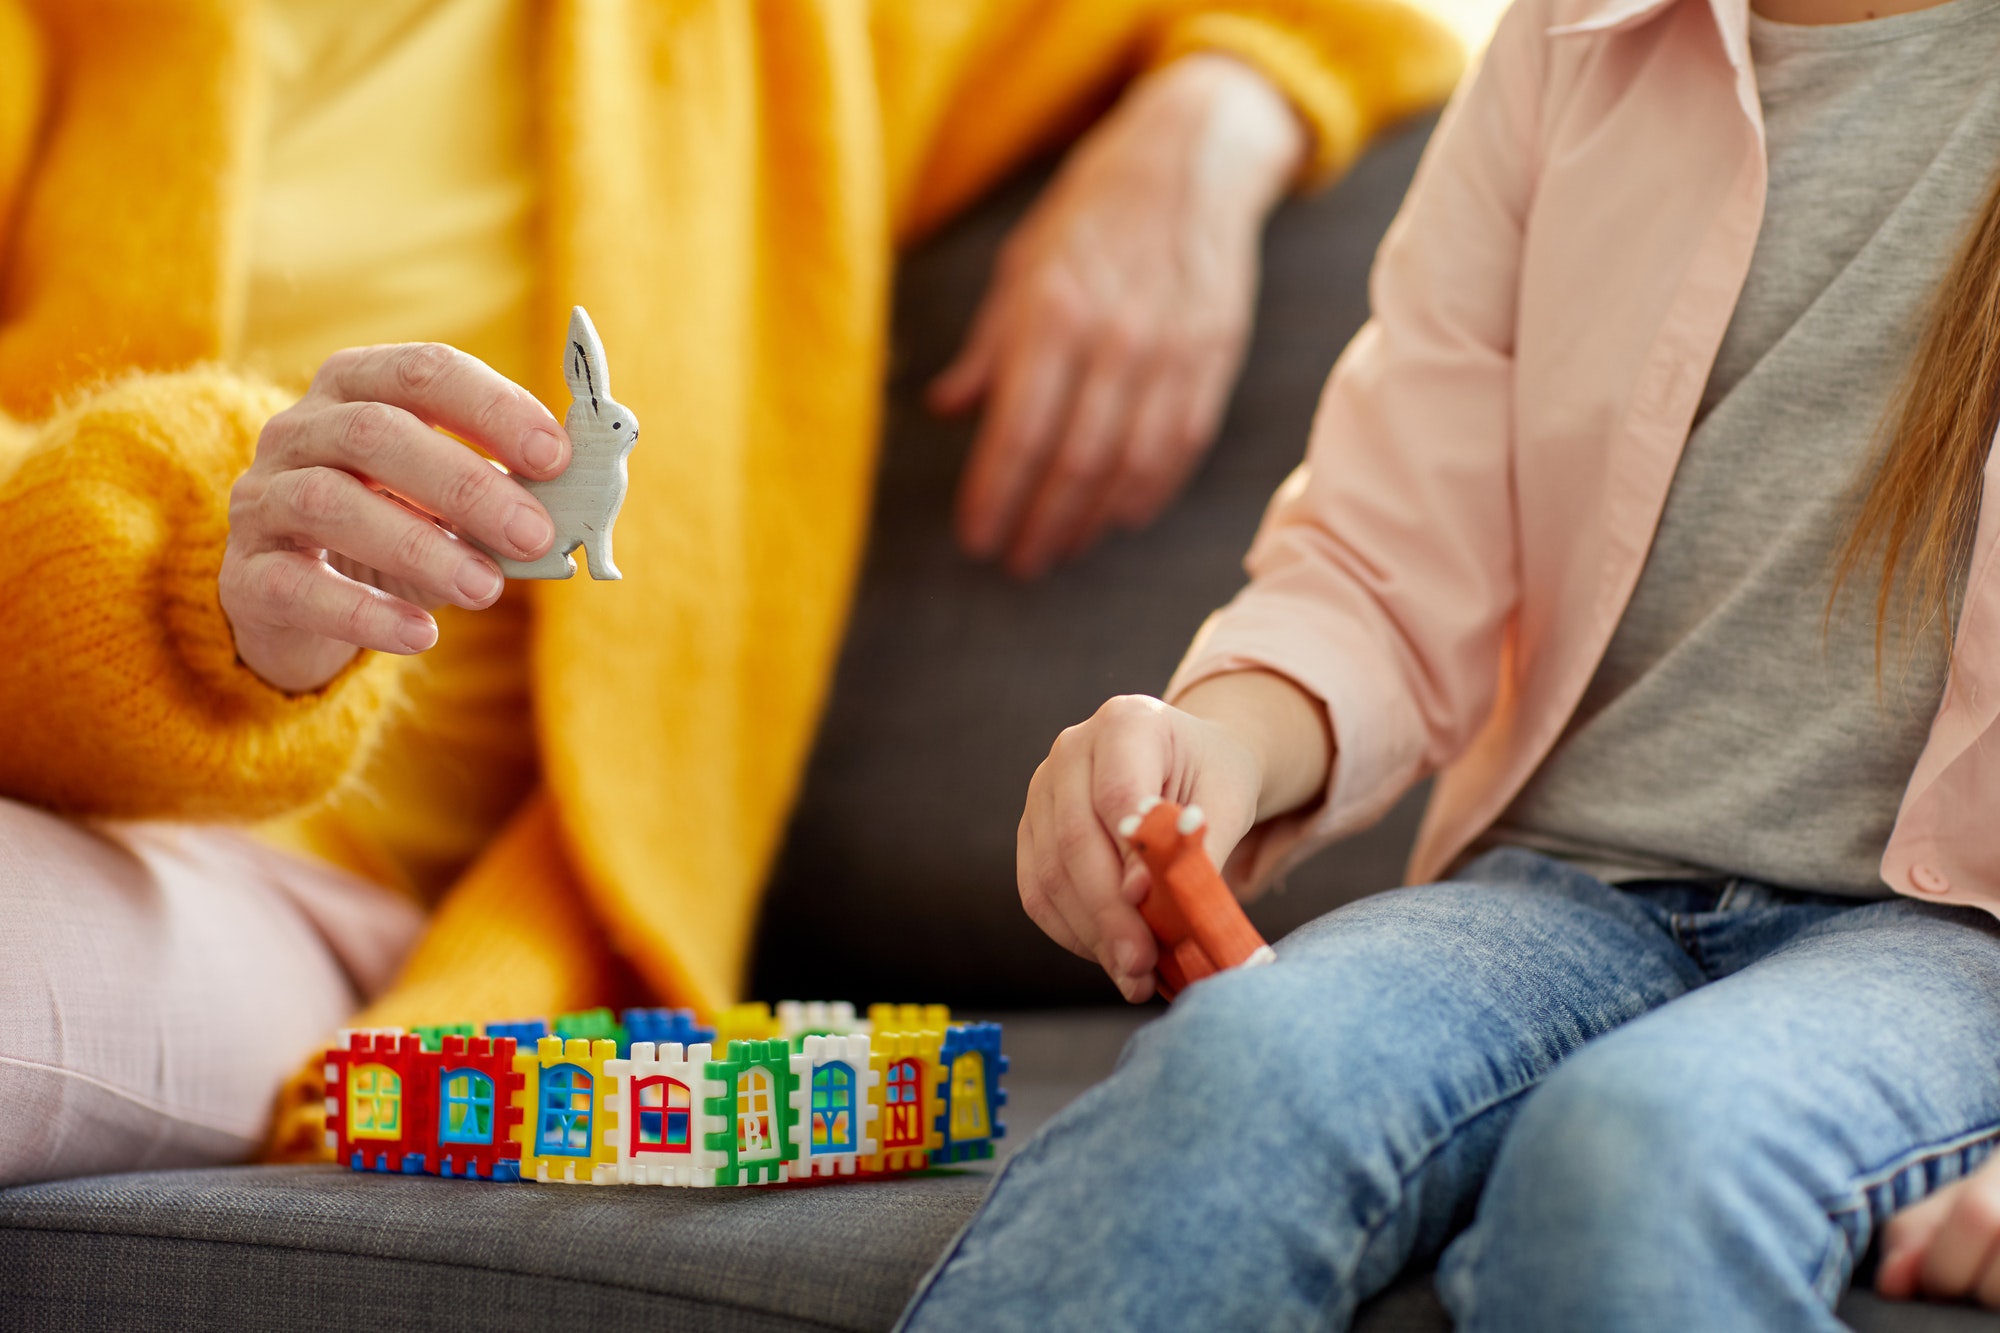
[1339,1076,1544,1322]
[1822,1119,2000,1221]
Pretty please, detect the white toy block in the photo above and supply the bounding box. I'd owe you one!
[604,1041,728,1186]
[776,1000,861,1038]
[477,305,639,580]
[788,1033,879,1180]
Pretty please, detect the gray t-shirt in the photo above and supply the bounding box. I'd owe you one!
[1490,0,2000,895]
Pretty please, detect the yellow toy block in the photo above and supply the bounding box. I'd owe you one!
[866,1003,950,1036]
[864,1028,946,1173]
[510,1036,621,1184]
[713,1002,782,1052]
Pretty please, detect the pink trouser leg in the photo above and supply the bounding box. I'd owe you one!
[0,797,425,1187]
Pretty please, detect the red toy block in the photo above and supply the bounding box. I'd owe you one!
[1124,800,1273,1000]
[325,1031,435,1174]
[431,1034,526,1180]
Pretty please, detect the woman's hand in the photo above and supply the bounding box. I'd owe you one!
[1018,671,1331,1001]
[1877,1150,2000,1304]
[220,343,570,694]
[934,53,1306,579]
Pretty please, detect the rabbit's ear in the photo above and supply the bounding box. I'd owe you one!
[564,306,612,409]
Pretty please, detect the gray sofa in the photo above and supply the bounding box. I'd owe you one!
[1,118,1991,1332]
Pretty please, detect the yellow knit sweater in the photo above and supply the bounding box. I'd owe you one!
[0,1,1457,1042]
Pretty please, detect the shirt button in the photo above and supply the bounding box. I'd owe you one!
[1910,864,1952,895]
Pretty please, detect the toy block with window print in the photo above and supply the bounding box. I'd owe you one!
[621,1008,715,1057]
[786,1034,879,1180]
[325,1029,437,1174]
[865,1003,951,1037]
[509,1036,622,1184]
[713,1002,782,1054]
[776,1000,863,1040]
[704,1039,799,1185]
[935,1023,1009,1164]
[429,1034,526,1181]
[862,1028,946,1174]
[603,1042,730,1185]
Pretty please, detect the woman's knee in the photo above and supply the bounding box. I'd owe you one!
[0,798,386,1184]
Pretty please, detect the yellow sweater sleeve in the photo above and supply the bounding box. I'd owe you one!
[879,0,1462,242]
[0,370,406,820]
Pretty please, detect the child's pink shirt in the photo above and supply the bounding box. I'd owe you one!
[1168,0,2000,913]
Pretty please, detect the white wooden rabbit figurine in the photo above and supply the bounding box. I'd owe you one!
[485,306,639,579]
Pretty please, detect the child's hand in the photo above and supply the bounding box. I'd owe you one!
[1876,1150,2000,1305]
[1018,671,1332,1001]
[221,344,571,693]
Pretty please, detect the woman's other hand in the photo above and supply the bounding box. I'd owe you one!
[220,343,570,693]
[934,53,1306,579]
[1877,1149,2000,1305]
[1017,670,1331,1001]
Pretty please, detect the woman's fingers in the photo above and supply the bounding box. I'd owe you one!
[1005,348,1138,577]
[1080,365,1189,552]
[929,282,1009,416]
[955,325,1082,558]
[314,342,569,480]
[226,548,437,656]
[259,399,552,563]
[257,466,503,611]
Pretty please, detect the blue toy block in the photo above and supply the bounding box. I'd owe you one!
[400,1152,428,1175]
[621,1006,716,1056]
[935,1022,1008,1164]
[484,1018,549,1045]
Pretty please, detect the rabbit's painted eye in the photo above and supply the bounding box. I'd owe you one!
[613,421,622,429]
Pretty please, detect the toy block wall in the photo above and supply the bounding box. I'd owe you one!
[787,1034,879,1180]
[430,1034,525,1181]
[864,1029,945,1173]
[510,1036,621,1184]
[935,1023,1009,1164]
[604,1041,728,1185]
[705,1039,798,1186]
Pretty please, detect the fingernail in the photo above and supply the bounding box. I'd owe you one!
[523,427,566,474]
[505,506,551,556]
[1111,941,1141,977]
[399,614,438,652]
[457,560,503,604]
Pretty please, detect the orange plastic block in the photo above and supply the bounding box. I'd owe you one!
[1125,800,1273,1000]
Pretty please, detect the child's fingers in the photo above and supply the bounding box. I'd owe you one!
[1919,1173,2000,1299]
[1017,799,1090,961]
[1878,1184,1957,1298]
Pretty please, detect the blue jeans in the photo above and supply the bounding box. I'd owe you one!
[898,849,2000,1332]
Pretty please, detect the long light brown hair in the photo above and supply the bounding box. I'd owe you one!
[1832,167,2000,666]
